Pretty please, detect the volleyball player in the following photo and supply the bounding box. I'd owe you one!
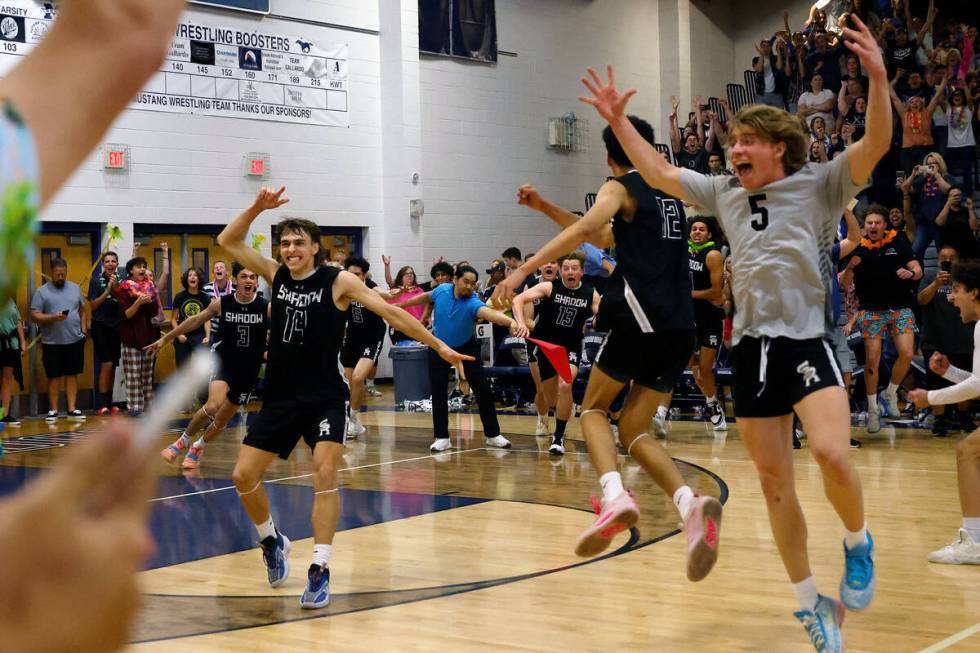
[495,115,723,583]
[149,263,268,470]
[576,14,888,650]
[217,187,470,609]
[687,217,728,431]
[512,251,599,454]
[340,256,387,438]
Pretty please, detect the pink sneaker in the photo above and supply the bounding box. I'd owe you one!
[684,495,723,582]
[160,440,187,464]
[574,491,640,558]
[182,445,203,470]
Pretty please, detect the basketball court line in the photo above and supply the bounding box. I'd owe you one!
[918,622,980,652]
[149,446,489,503]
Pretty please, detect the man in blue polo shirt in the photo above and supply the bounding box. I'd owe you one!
[398,264,527,451]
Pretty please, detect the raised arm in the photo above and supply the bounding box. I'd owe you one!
[493,179,628,303]
[578,66,687,201]
[0,0,186,206]
[840,206,863,258]
[517,184,613,248]
[381,255,395,287]
[154,242,170,290]
[915,1,936,43]
[924,73,949,117]
[842,15,894,186]
[216,188,287,284]
[668,96,682,153]
[694,97,706,147]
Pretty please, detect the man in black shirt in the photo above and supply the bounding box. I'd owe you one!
[341,256,388,439]
[149,263,268,470]
[851,204,922,433]
[217,187,469,610]
[496,116,722,581]
[87,251,122,415]
[512,251,600,454]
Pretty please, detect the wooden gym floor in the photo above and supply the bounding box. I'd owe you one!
[0,390,977,652]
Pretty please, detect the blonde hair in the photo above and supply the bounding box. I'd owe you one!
[730,104,809,175]
[922,151,948,176]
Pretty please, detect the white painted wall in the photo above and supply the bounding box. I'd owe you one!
[417,0,664,269]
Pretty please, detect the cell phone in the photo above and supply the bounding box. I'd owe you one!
[927,164,937,175]
[61,309,69,316]
[895,170,906,188]
[941,260,952,272]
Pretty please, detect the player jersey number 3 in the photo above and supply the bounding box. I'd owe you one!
[283,306,307,343]
[748,193,768,231]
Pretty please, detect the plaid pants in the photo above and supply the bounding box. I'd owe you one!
[121,345,155,413]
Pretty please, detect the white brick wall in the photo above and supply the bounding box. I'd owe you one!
[418,0,664,271]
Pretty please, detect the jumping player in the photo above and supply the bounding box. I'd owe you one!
[576,14,889,651]
[495,115,723,583]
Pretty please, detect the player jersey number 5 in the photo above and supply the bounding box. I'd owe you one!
[748,193,768,231]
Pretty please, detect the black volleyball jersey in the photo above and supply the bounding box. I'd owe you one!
[599,171,695,333]
[266,265,349,405]
[214,294,268,368]
[346,279,386,340]
[534,280,593,346]
[689,243,725,317]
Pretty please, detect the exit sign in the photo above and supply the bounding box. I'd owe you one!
[104,144,129,171]
[190,0,270,14]
[249,158,265,176]
[244,152,271,178]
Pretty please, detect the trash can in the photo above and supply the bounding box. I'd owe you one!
[389,344,431,403]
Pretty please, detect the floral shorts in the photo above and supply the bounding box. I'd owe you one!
[859,308,918,339]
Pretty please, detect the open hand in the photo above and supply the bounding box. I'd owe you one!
[436,343,475,366]
[578,65,636,123]
[490,272,526,305]
[843,14,886,79]
[382,255,391,266]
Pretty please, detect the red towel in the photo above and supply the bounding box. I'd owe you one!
[527,338,574,383]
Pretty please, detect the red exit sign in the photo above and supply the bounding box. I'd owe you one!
[249,158,265,176]
[244,153,270,178]
[104,145,128,170]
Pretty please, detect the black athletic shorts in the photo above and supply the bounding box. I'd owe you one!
[340,332,384,369]
[41,339,85,378]
[214,359,262,407]
[731,336,843,418]
[694,307,724,351]
[530,341,581,382]
[595,325,696,393]
[244,400,350,459]
[91,321,121,365]
[0,347,20,369]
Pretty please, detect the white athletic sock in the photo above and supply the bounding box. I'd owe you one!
[963,517,980,543]
[844,523,868,550]
[706,395,718,406]
[867,394,879,414]
[256,516,276,541]
[192,437,207,450]
[656,405,668,420]
[537,412,548,420]
[673,486,696,522]
[312,543,332,568]
[176,431,190,447]
[885,382,898,399]
[599,471,625,503]
[794,576,819,612]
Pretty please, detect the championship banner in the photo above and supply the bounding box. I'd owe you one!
[0,2,349,128]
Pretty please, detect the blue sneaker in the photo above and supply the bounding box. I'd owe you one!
[794,594,845,652]
[258,530,291,588]
[840,532,875,610]
[300,564,330,609]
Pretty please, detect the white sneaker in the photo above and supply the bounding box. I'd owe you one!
[880,394,901,418]
[430,437,452,452]
[708,403,727,432]
[484,435,512,449]
[346,417,366,439]
[535,417,550,436]
[927,529,980,565]
[45,411,59,423]
[652,415,667,438]
[67,410,86,421]
[866,411,881,434]
[548,437,565,455]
